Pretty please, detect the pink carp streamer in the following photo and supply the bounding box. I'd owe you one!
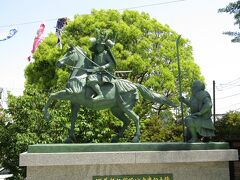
[28,23,45,61]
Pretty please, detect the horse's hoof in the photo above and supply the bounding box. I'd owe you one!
[111,137,119,143]
[42,108,50,121]
[187,138,199,143]
[66,135,77,143]
[65,138,72,144]
[132,136,140,143]
[44,113,50,121]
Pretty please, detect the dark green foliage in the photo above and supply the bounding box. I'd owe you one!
[0,85,47,179]
[219,1,240,42]
[141,116,182,142]
[214,111,240,141]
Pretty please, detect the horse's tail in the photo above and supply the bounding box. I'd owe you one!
[135,83,175,107]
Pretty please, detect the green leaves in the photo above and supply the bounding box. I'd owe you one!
[218,1,240,43]
[214,111,240,141]
[141,116,182,142]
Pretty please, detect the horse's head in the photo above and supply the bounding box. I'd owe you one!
[56,45,81,68]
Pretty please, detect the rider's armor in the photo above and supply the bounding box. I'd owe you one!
[86,32,116,101]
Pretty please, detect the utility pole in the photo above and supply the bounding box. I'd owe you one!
[213,80,216,124]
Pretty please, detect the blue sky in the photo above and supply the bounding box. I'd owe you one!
[0,0,239,114]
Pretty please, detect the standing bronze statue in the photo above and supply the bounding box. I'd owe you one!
[43,29,176,143]
[179,80,215,142]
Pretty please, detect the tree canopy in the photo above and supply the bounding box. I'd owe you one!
[219,1,240,42]
[1,9,204,179]
[25,9,203,114]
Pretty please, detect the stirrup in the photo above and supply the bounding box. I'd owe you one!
[93,94,104,101]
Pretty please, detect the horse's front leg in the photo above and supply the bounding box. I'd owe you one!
[65,103,80,143]
[42,90,69,120]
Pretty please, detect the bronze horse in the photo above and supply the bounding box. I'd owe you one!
[43,46,176,143]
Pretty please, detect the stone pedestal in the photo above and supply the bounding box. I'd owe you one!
[19,143,239,180]
[227,139,240,179]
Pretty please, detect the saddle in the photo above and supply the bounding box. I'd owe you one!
[66,76,138,105]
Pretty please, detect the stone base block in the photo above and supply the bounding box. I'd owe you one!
[20,149,238,180]
[26,162,229,180]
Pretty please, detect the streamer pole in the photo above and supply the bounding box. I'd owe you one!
[176,35,185,142]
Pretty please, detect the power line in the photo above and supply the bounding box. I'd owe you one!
[0,18,57,29]
[220,77,240,86]
[216,92,240,100]
[217,102,240,110]
[118,0,186,10]
[216,84,240,91]
[217,77,240,87]
[0,0,187,28]
[215,76,240,91]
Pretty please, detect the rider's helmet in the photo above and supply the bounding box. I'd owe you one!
[89,29,115,52]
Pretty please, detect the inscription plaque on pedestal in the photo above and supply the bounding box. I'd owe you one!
[93,174,173,180]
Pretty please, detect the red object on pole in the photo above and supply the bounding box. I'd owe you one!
[31,23,45,53]
[28,23,45,61]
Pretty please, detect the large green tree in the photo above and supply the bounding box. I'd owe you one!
[219,1,240,42]
[25,9,203,120]
[25,9,203,143]
[1,9,203,179]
